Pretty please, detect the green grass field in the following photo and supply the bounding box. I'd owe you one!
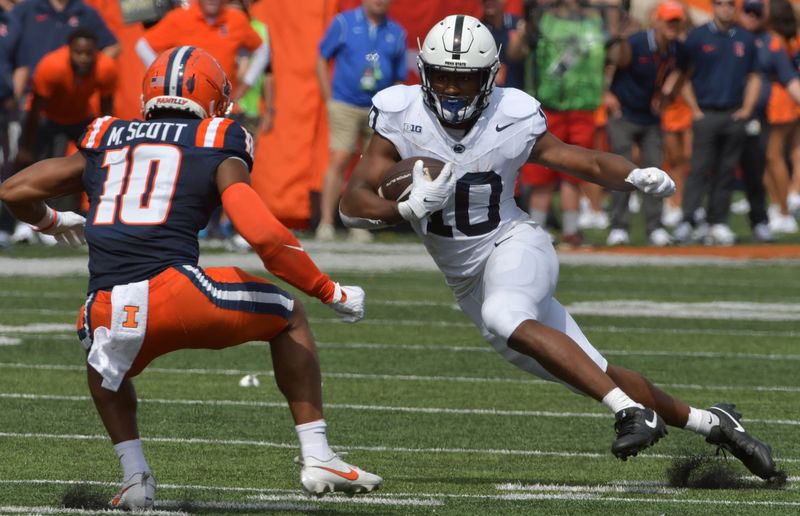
[0,256,798,514]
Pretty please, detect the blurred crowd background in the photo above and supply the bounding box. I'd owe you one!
[1,0,800,249]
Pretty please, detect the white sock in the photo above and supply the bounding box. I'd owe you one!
[114,439,151,481]
[601,387,644,414]
[296,419,335,461]
[529,208,547,226]
[563,210,579,235]
[684,407,719,436]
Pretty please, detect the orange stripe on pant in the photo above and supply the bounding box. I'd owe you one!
[76,266,292,379]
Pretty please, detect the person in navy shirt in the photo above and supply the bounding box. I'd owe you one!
[481,0,527,90]
[674,0,760,245]
[605,1,688,247]
[0,0,19,247]
[8,0,119,94]
[315,0,406,243]
[737,0,800,240]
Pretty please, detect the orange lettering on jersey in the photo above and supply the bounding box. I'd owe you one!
[122,305,140,328]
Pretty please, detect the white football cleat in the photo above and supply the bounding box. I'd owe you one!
[110,471,156,510]
[297,454,382,497]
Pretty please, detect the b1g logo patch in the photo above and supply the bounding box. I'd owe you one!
[403,123,422,133]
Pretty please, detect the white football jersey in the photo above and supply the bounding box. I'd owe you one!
[371,84,548,278]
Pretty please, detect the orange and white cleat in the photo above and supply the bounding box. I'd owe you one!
[110,471,156,510]
[296,454,382,497]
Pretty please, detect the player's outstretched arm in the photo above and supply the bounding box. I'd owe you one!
[0,152,88,246]
[340,133,405,225]
[528,131,674,197]
[217,158,364,322]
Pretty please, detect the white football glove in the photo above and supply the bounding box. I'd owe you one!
[397,160,457,223]
[328,283,365,323]
[625,167,676,198]
[33,207,86,247]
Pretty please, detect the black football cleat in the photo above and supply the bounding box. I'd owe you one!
[612,407,667,460]
[706,403,777,480]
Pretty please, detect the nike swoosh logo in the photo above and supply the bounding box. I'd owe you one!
[496,122,516,132]
[494,235,513,247]
[644,412,659,429]
[716,407,745,432]
[283,244,305,252]
[111,484,134,506]
[314,465,359,481]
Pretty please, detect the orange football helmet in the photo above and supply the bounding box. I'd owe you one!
[142,46,231,119]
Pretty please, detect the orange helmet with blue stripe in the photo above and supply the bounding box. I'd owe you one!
[142,46,231,119]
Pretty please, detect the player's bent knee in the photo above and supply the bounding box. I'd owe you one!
[284,297,309,330]
[481,293,536,341]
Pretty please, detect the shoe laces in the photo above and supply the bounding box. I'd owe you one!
[614,411,638,435]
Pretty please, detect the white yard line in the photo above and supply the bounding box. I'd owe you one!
[0,506,184,515]
[2,361,799,393]
[8,328,800,360]
[1,431,798,464]
[495,482,685,495]
[3,321,800,339]
[2,479,799,511]
[3,248,797,279]
[2,392,798,427]
[10,299,800,322]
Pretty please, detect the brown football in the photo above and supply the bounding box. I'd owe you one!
[377,157,445,202]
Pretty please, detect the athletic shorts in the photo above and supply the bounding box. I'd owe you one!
[77,266,294,386]
[327,99,373,153]
[661,97,692,133]
[521,109,595,187]
[450,221,608,393]
[767,82,799,125]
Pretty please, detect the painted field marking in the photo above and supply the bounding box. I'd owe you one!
[1,479,799,511]
[2,392,798,427]
[3,322,799,340]
[1,431,798,464]
[2,361,799,394]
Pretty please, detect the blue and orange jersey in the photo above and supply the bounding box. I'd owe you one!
[78,115,254,293]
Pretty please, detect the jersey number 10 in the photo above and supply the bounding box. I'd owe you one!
[94,144,181,225]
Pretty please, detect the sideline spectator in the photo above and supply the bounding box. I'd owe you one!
[660,95,692,228]
[481,0,527,90]
[227,0,273,138]
[604,1,687,247]
[315,0,406,243]
[759,0,800,235]
[135,0,267,100]
[14,28,116,212]
[0,0,18,248]
[674,0,760,245]
[8,0,118,95]
[522,0,606,247]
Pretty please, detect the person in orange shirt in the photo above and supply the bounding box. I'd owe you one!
[15,28,116,190]
[135,0,267,103]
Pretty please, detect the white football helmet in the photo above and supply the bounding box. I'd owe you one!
[417,15,500,124]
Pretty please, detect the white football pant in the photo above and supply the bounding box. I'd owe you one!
[454,221,608,394]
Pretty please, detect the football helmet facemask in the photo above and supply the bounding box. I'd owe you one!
[418,15,500,125]
[142,46,231,119]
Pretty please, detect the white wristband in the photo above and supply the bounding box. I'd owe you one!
[33,206,56,231]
